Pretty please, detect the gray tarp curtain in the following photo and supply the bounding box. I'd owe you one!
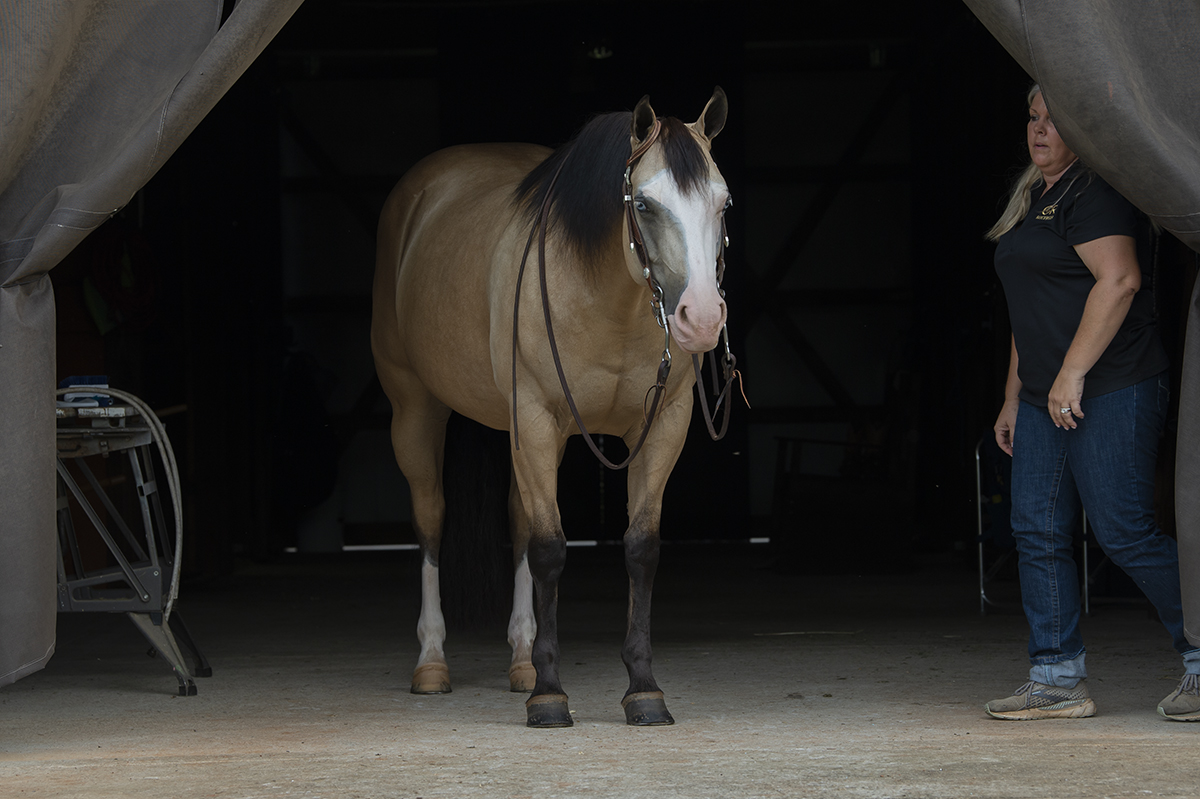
[965,1,1200,645]
[0,0,303,687]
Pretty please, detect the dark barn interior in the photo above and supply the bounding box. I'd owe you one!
[15,2,1200,795]
[56,0,1163,579]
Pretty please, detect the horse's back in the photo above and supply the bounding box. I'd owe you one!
[371,143,550,429]
[378,143,547,240]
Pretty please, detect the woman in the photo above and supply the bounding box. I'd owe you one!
[985,85,1200,721]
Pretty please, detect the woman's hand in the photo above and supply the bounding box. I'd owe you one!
[996,336,1022,456]
[1048,370,1085,429]
[994,397,1020,456]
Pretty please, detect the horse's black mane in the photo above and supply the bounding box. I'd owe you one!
[514,112,710,268]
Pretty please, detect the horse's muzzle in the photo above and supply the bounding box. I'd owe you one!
[669,298,726,354]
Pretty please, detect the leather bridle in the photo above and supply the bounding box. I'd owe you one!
[511,117,743,469]
[691,217,744,442]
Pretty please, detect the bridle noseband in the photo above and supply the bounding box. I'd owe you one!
[511,116,744,468]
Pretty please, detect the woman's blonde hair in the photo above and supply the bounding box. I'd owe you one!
[986,85,1048,242]
[986,162,1044,242]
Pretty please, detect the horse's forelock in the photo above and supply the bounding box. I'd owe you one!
[658,117,710,197]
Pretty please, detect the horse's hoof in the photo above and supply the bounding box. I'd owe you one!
[509,661,536,693]
[411,662,452,694]
[622,691,675,726]
[526,693,573,727]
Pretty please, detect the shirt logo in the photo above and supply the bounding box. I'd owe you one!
[1036,203,1058,221]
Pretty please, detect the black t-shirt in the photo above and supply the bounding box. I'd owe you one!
[994,164,1167,405]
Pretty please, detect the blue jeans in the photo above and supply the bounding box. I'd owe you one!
[1010,372,1200,687]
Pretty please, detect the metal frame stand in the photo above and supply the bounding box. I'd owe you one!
[56,403,210,695]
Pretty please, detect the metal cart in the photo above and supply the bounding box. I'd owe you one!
[56,399,210,695]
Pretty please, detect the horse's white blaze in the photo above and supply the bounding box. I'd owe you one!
[507,555,536,663]
[640,170,728,354]
[416,560,447,665]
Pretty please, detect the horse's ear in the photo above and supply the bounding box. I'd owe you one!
[631,95,657,145]
[692,86,728,142]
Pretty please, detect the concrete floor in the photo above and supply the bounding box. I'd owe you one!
[3,543,1199,798]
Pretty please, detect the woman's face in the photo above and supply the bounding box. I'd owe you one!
[1027,92,1076,179]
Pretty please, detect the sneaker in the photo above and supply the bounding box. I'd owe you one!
[985,679,1097,720]
[1158,674,1200,721]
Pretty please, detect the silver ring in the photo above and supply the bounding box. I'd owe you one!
[1060,408,1071,414]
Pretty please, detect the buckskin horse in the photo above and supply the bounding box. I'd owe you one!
[371,87,735,727]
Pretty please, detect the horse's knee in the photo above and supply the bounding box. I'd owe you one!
[528,533,566,584]
[625,529,660,560]
[624,528,661,577]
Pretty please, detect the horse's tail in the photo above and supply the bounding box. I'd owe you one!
[439,412,513,630]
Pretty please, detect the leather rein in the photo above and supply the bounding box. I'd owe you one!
[511,117,742,469]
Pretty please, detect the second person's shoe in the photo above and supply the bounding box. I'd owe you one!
[1158,674,1200,721]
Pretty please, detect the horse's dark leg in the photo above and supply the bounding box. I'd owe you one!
[619,409,689,726]
[512,436,572,727]
[525,524,571,726]
[621,513,674,725]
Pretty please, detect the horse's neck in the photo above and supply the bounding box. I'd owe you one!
[532,230,654,338]
[581,250,649,327]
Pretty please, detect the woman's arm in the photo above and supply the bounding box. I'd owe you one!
[995,335,1021,456]
[1049,234,1141,428]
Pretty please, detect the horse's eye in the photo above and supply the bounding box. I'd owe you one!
[723,197,733,212]
[634,200,648,213]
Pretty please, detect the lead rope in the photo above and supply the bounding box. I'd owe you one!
[511,118,669,469]
[691,216,749,440]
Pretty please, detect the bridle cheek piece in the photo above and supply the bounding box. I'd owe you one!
[622,118,672,396]
[511,116,743,468]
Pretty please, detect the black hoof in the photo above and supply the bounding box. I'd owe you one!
[622,691,674,726]
[526,693,573,727]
